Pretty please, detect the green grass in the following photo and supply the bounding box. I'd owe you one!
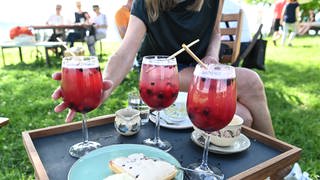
[0,37,319,179]
[260,36,320,178]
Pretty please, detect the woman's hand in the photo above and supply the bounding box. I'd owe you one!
[51,72,113,123]
[202,56,219,64]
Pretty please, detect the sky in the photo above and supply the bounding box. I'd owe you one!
[0,0,127,41]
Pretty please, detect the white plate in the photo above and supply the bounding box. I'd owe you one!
[149,113,193,129]
[162,92,188,122]
[191,131,251,154]
[150,92,193,129]
[68,144,183,180]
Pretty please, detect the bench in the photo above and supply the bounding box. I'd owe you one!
[298,22,320,35]
[0,41,66,66]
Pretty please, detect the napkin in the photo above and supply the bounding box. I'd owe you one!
[284,163,311,180]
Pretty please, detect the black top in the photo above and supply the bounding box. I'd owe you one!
[75,12,86,23]
[283,2,299,23]
[131,0,219,65]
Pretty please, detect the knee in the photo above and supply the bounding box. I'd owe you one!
[236,103,253,127]
[237,68,265,93]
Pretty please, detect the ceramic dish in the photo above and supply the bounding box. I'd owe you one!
[191,131,251,154]
[68,144,183,180]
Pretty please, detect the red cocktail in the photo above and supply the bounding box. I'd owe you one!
[187,64,236,179]
[62,66,102,113]
[187,77,236,132]
[139,55,179,152]
[61,56,103,158]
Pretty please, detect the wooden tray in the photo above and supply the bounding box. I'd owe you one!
[22,114,301,180]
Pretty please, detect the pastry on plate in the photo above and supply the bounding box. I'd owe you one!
[109,153,177,180]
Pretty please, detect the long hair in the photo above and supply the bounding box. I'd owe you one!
[145,0,204,22]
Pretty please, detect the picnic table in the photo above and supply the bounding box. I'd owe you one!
[298,22,320,35]
[22,114,301,180]
[0,41,66,66]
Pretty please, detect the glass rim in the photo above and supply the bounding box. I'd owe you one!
[142,55,177,65]
[194,64,236,79]
[62,56,99,68]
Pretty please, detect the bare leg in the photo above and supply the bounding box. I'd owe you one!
[179,67,273,136]
[236,102,253,127]
[179,67,194,92]
[235,68,275,137]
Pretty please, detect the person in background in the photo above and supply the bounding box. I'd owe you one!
[66,1,88,47]
[115,0,133,39]
[272,0,287,46]
[47,4,64,41]
[298,10,316,35]
[221,0,251,67]
[52,0,275,137]
[85,5,108,56]
[281,0,300,47]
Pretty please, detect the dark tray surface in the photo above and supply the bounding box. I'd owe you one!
[33,122,281,180]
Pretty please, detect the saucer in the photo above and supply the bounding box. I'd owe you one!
[191,130,251,154]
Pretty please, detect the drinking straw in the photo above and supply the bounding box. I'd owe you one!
[167,39,200,60]
[56,37,76,57]
[181,44,208,69]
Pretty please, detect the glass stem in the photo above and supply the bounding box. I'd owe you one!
[82,113,89,143]
[154,111,161,143]
[199,133,211,171]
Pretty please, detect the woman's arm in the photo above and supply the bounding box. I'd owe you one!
[204,0,224,64]
[102,15,146,100]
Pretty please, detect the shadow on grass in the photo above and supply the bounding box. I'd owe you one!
[262,61,319,92]
[1,56,62,70]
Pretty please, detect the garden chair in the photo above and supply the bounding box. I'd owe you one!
[220,10,243,64]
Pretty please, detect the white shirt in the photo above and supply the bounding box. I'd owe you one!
[221,0,251,42]
[93,13,107,37]
[47,14,63,25]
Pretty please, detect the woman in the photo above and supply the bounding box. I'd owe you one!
[281,0,300,46]
[53,0,275,137]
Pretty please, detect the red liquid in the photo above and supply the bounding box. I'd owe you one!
[187,76,236,132]
[61,67,103,113]
[139,64,179,110]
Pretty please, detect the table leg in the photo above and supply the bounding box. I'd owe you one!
[18,47,23,63]
[45,47,51,66]
[1,47,5,66]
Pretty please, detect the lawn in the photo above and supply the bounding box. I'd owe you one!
[0,36,319,179]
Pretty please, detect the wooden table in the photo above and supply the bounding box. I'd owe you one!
[30,24,92,40]
[22,114,301,180]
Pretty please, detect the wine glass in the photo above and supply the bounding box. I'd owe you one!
[61,56,103,158]
[186,64,237,179]
[139,55,179,152]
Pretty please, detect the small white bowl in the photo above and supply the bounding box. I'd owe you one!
[194,114,244,147]
[114,108,141,136]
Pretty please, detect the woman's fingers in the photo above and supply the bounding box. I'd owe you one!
[65,110,76,123]
[52,72,62,81]
[54,102,68,113]
[102,80,113,90]
[202,56,219,64]
[52,87,62,100]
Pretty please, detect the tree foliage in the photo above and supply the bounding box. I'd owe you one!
[244,0,320,20]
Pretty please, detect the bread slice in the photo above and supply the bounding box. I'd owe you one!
[104,173,135,180]
[109,153,178,180]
